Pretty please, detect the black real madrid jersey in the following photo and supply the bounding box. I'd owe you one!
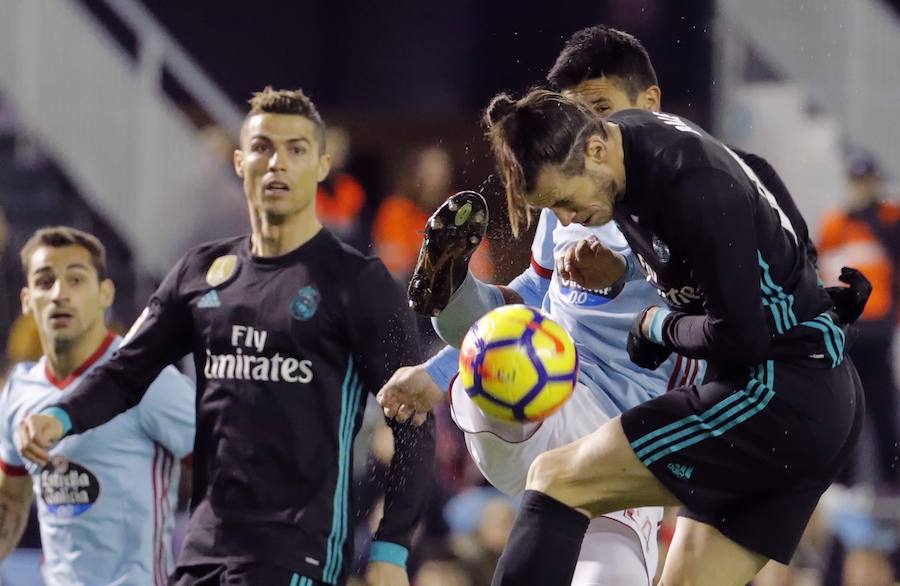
[55,229,434,583]
[608,109,837,372]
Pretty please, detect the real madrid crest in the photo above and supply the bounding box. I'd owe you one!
[652,236,671,264]
[291,285,320,321]
[206,255,239,287]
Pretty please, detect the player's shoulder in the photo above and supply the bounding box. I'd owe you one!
[328,233,392,280]
[1,361,45,405]
[178,236,247,267]
[148,364,192,392]
[140,364,193,412]
[612,110,713,169]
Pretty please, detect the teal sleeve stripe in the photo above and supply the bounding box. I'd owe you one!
[41,407,72,436]
[648,308,671,345]
[369,540,409,568]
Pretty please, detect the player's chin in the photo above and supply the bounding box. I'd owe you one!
[584,211,612,226]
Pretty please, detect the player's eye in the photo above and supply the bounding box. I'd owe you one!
[34,277,54,289]
[68,275,83,286]
[291,145,307,156]
[251,142,268,153]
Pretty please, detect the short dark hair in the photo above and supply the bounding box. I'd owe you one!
[483,89,605,237]
[20,226,108,279]
[244,86,326,153]
[547,25,658,100]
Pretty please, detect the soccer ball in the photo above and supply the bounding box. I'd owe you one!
[459,305,578,422]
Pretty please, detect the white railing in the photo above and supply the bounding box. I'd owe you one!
[716,0,900,180]
[0,0,244,274]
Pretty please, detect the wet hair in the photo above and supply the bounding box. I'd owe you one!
[243,86,326,153]
[20,226,108,280]
[484,89,606,237]
[547,25,658,100]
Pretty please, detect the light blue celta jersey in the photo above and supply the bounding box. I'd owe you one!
[0,334,195,586]
[426,208,704,416]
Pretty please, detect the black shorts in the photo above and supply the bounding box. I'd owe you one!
[621,357,864,563]
[171,562,322,586]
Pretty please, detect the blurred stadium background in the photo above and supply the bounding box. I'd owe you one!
[0,0,898,584]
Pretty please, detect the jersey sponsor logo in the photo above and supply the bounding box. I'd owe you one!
[40,457,101,517]
[636,253,701,308]
[658,285,702,307]
[206,254,239,287]
[196,290,221,308]
[667,462,694,480]
[290,286,320,321]
[204,325,314,384]
[557,277,623,306]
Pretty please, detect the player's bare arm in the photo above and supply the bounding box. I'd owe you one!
[376,364,443,426]
[0,470,33,559]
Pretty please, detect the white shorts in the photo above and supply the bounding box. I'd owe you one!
[450,378,661,585]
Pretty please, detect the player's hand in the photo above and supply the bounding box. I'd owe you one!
[14,414,64,466]
[364,561,409,586]
[556,237,626,290]
[376,365,444,426]
[627,307,671,370]
[826,266,872,325]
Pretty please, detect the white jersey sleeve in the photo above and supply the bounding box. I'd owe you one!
[136,365,195,459]
[530,209,558,275]
[0,369,27,472]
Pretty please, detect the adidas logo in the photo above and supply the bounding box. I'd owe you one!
[197,290,221,308]
[667,463,694,480]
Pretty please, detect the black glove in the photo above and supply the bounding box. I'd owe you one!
[826,267,872,325]
[627,307,672,370]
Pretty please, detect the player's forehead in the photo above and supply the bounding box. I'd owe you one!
[527,165,569,208]
[27,245,95,276]
[562,75,630,101]
[242,113,319,145]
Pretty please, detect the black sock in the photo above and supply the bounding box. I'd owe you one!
[491,490,590,586]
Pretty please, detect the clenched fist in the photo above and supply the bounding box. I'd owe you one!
[15,413,64,466]
[556,236,627,291]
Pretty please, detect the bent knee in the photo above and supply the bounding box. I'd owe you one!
[525,447,611,513]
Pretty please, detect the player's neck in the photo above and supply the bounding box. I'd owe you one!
[43,323,111,381]
[605,124,627,196]
[249,204,322,257]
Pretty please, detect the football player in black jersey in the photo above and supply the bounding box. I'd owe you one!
[17,88,434,586]
[482,90,864,586]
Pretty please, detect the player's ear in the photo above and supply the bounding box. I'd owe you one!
[20,287,31,316]
[98,278,116,310]
[317,153,332,183]
[585,135,608,165]
[233,148,244,179]
[640,85,662,112]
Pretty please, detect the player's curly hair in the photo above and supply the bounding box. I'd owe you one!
[547,25,658,100]
[244,86,326,152]
[20,226,108,279]
[483,89,606,237]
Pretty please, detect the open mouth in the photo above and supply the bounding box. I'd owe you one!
[263,180,290,195]
[48,310,74,328]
